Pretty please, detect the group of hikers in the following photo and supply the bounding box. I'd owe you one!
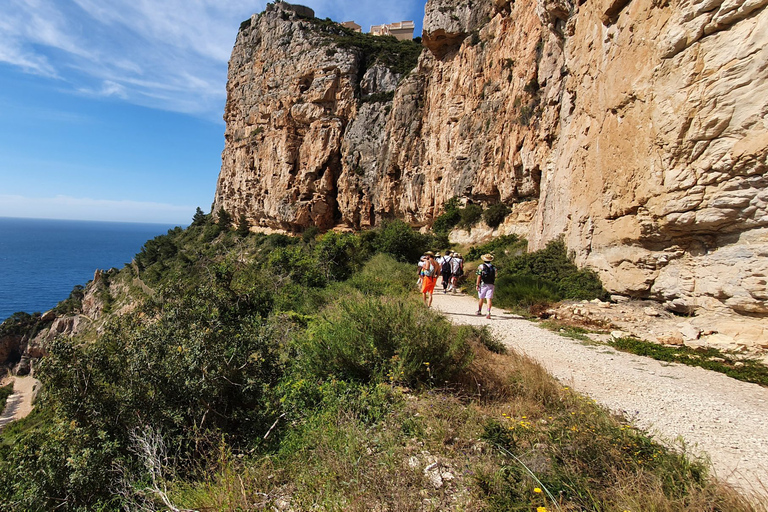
[418,250,496,319]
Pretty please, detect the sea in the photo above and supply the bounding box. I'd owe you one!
[0,217,180,323]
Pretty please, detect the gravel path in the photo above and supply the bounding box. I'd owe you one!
[0,376,39,432]
[430,291,768,500]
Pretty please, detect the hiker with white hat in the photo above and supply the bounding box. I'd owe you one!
[475,254,496,319]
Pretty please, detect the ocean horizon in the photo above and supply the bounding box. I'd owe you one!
[0,217,181,323]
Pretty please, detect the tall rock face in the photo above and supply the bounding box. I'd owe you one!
[214,0,768,317]
[532,0,768,316]
[215,2,361,231]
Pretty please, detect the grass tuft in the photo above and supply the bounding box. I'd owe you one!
[610,336,768,387]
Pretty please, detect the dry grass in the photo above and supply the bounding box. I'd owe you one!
[169,345,763,511]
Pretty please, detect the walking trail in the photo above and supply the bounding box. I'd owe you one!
[0,375,39,432]
[430,291,768,500]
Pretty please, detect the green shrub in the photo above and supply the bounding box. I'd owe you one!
[0,414,122,511]
[483,203,510,228]
[0,383,12,412]
[314,231,363,281]
[459,203,483,229]
[236,214,250,237]
[505,238,569,281]
[296,294,474,387]
[432,197,461,234]
[346,253,416,297]
[308,19,422,77]
[467,236,607,310]
[493,274,562,310]
[361,91,395,103]
[372,220,431,262]
[268,245,326,287]
[302,225,320,243]
[559,268,608,300]
[0,312,45,338]
[466,234,526,262]
[53,285,86,315]
[217,207,232,228]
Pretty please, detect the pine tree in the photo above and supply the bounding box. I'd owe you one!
[236,214,250,237]
[192,207,207,226]
[217,207,232,228]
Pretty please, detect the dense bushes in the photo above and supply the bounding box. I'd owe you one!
[482,203,510,228]
[0,214,613,510]
[432,198,512,234]
[466,236,608,311]
[0,268,287,509]
[308,18,422,77]
[432,197,461,234]
[0,383,12,412]
[459,203,483,229]
[0,219,449,510]
[296,294,475,386]
[371,219,432,262]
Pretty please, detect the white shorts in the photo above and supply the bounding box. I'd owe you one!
[478,283,495,299]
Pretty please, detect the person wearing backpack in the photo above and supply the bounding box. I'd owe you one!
[440,251,454,293]
[420,251,441,307]
[475,253,496,319]
[450,253,463,293]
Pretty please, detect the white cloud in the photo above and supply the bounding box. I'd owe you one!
[97,80,129,99]
[0,0,427,118]
[0,194,194,224]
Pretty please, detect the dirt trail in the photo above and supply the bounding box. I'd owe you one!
[0,375,39,431]
[430,291,768,500]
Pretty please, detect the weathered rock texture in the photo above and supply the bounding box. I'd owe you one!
[0,270,122,373]
[213,0,768,320]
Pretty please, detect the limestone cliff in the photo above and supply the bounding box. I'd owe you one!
[213,0,768,320]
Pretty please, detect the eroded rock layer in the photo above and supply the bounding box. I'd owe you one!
[214,0,768,318]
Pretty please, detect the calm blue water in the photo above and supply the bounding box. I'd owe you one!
[0,217,180,322]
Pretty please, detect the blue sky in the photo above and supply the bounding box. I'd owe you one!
[0,0,428,225]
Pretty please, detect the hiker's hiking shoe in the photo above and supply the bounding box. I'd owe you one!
[476,310,482,316]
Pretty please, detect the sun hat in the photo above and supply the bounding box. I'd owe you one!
[481,253,494,262]
[424,251,435,256]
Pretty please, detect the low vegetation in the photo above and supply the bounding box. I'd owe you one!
[610,336,768,387]
[537,320,768,387]
[307,17,423,78]
[0,212,760,510]
[462,235,608,313]
[0,382,13,413]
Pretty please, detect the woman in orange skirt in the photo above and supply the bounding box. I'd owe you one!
[419,251,441,307]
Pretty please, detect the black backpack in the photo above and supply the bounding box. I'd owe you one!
[442,257,453,275]
[480,263,496,284]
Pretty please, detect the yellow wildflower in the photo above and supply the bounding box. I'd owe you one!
[534,487,542,493]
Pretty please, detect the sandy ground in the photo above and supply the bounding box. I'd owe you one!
[0,375,39,432]
[430,289,768,501]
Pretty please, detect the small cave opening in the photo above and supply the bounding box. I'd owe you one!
[4,346,22,367]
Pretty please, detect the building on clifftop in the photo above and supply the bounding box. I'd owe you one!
[370,20,415,40]
[341,21,362,32]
